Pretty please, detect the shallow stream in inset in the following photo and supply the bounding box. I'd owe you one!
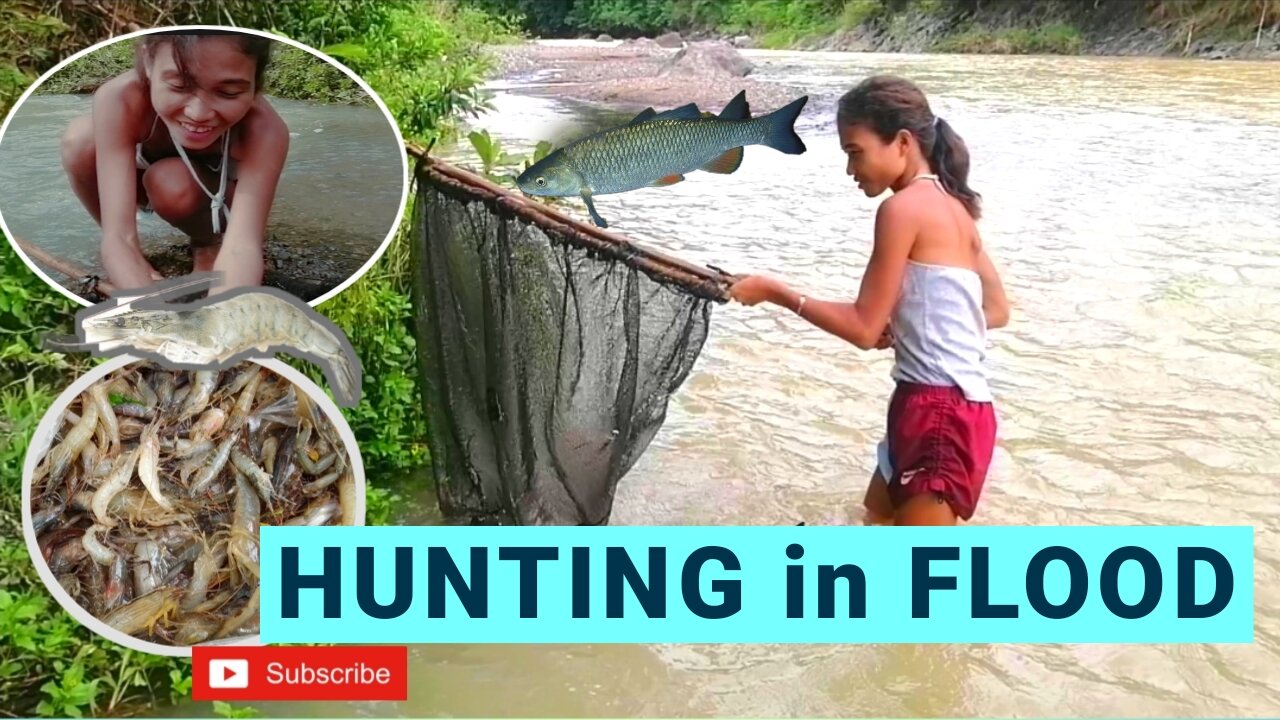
[0,95,403,295]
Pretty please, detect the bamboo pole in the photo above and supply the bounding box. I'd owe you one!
[10,234,116,297]
[406,145,737,302]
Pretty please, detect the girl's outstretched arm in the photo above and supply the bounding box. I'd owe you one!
[209,99,289,294]
[729,197,916,350]
[93,79,162,288]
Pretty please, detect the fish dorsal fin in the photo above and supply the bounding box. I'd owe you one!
[628,107,658,125]
[718,90,751,121]
[701,147,744,175]
[648,103,703,122]
[651,174,685,187]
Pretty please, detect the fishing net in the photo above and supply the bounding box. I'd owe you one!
[410,153,733,525]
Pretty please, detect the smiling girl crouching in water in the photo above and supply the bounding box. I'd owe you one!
[61,30,289,292]
[729,75,1010,526]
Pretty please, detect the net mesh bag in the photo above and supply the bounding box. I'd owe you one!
[410,154,731,525]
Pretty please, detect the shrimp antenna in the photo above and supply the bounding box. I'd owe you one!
[82,273,222,320]
[43,273,223,355]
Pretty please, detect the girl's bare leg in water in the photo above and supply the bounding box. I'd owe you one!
[895,492,958,526]
[862,470,895,525]
[141,158,239,274]
[863,471,959,526]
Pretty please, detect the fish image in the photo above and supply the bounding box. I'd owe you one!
[516,90,809,228]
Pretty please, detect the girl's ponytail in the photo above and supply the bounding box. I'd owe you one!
[930,116,981,220]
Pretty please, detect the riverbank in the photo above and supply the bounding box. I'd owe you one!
[493,39,801,110]
[492,19,1280,113]
[762,3,1280,60]
[478,0,1280,60]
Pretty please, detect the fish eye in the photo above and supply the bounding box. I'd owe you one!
[535,177,547,187]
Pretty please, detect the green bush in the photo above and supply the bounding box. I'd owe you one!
[265,45,369,104]
[323,2,515,144]
[33,37,367,103]
[29,38,133,95]
[933,22,1083,54]
[303,223,428,472]
[566,0,675,36]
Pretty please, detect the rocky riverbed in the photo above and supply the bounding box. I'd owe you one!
[141,229,363,302]
[493,38,802,111]
[492,21,1277,116]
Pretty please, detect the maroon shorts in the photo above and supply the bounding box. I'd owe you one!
[882,382,997,521]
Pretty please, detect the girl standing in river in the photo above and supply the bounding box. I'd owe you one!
[729,75,1010,526]
[61,30,289,293]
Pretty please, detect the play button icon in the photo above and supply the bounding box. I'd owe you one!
[208,659,249,689]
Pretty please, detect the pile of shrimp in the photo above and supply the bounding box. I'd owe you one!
[28,360,358,647]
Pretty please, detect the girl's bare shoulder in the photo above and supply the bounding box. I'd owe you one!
[900,181,981,265]
[94,71,144,105]
[234,97,288,153]
[92,72,149,125]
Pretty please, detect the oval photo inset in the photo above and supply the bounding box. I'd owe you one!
[0,26,408,307]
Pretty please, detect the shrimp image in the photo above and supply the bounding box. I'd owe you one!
[27,360,361,648]
[35,397,99,485]
[44,273,362,408]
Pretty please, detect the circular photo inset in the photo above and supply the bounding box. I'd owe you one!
[22,356,365,657]
[0,25,407,306]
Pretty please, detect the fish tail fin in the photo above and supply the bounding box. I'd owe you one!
[760,95,808,155]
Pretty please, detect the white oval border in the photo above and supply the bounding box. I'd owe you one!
[0,24,410,309]
[21,354,368,658]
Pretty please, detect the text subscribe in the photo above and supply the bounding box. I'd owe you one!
[191,645,407,701]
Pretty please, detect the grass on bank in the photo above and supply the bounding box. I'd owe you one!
[933,22,1083,54]
[1148,0,1280,46]
[474,0,1279,54]
[32,38,370,104]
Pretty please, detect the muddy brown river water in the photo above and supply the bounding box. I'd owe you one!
[162,45,1280,717]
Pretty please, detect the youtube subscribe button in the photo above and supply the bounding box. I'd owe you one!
[192,646,407,701]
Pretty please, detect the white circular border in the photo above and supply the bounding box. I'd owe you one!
[0,24,410,309]
[21,354,368,658]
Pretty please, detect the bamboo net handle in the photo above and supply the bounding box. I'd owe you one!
[9,234,116,297]
[407,145,737,302]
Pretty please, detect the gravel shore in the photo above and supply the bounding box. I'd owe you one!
[490,40,804,112]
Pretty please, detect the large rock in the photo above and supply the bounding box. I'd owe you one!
[655,31,684,48]
[732,35,754,48]
[624,37,661,51]
[597,33,614,42]
[658,41,753,79]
